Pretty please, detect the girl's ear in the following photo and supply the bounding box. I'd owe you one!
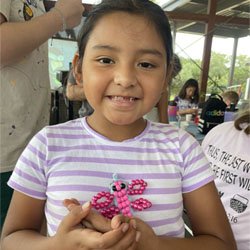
[72,52,83,86]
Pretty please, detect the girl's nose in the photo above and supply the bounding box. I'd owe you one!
[113,64,137,88]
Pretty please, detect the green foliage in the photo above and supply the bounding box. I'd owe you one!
[169,52,250,100]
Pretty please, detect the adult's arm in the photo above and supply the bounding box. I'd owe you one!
[0,0,84,65]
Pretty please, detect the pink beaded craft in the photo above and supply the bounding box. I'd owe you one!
[91,174,152,219]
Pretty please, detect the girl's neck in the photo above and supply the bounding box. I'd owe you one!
[185,96,191,101]
[86,115,147,142]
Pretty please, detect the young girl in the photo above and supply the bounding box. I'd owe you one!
[1,0,237,250]
[174,78,200,117]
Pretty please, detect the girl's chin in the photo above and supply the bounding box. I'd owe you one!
[107,115,143,126]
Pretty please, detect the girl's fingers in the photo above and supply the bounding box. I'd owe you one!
[84,211,112,232]
[88,222,136,249]
[111,214,131,229]
[59,201,91,233]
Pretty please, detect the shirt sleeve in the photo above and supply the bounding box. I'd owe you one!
[0,1,11,21]
[8,128,48,200]
[178,129,215,193]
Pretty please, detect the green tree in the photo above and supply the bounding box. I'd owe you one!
[232,54,250,97]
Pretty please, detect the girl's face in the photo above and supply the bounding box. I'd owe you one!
[185,86,196,99]
[75,12,170,132]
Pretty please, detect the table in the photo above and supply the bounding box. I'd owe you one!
[170,121,205,144]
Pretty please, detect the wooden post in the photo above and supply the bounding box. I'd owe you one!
[199,0,217,101]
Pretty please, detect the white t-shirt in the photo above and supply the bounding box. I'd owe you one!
[202,121,250,250]
[9,118,215,237]
[0,0,50,173]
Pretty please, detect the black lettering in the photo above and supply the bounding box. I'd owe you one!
[243,162,250,173]
[239,177,250,190]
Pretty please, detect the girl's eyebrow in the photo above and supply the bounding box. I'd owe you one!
[92,45,164,58]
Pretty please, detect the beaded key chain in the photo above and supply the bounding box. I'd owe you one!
[91,173,152,219]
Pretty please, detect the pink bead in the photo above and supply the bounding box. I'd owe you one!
[117,198,121,203]
[126,200,130,206]
[127,212,132,217]
[114,191,118,196]
[122,189,126,194]
[118,204,123,209]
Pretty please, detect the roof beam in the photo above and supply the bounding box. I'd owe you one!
[166,11,250,26]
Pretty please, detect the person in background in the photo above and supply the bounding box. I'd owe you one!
[221,90,239,107]
[202,109,250,250]
[144,53,182,123]
[174,78,200,117]
[66,69,94,118]
[1,0,237,250]
[0,0,84,229]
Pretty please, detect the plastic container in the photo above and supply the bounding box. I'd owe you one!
[168,101,178,121]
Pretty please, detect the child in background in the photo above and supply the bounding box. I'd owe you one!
[202,109,250,250]
[174,78,200,117]
[221,90,239,108]
[1,1,237,250]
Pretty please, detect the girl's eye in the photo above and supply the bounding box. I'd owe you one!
[98,58,114,64]
[139,62,154,68]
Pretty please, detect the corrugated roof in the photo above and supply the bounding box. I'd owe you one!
[162,0,250,38]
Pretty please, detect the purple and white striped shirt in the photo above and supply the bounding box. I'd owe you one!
[8,117,215,237]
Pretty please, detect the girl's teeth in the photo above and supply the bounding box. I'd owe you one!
[112,96,135,102]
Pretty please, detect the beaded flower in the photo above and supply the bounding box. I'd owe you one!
[91,173,152,218]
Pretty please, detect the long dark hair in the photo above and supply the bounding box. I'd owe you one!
[77,0,173,68]
[234,109,250,135]
[178,78,199,104]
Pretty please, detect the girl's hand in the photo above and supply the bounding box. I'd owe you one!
[63,198,112,233]
[111,215,159,250]
[62,199,140,249]
[55,202,137,250]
